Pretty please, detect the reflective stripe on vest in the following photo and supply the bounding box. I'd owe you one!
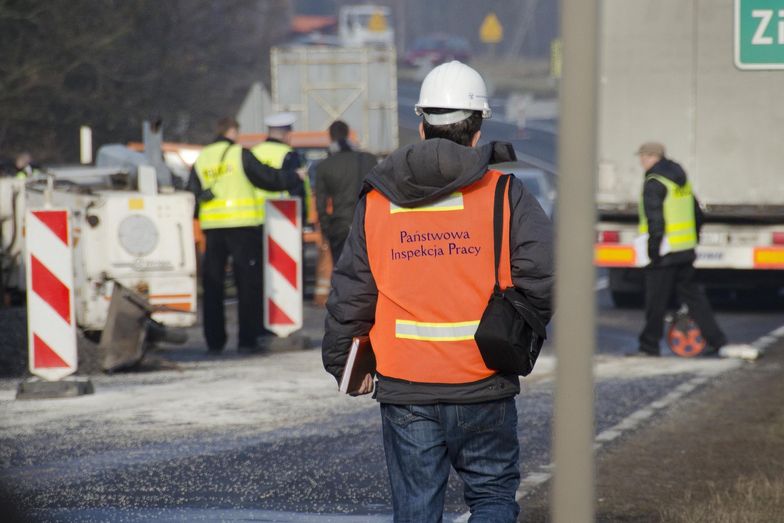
[194,142,263,229]
[638,173,697,252]
[390,193,465,213]
[364,169,512,384]
[251,141,291,223]
[395,319,480,341]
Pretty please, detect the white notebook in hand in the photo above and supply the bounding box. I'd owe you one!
[634,233,671,265]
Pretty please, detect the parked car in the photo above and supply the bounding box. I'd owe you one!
[491,160,557,218]
[404,34,472,67]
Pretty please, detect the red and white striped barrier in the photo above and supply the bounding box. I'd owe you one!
[25,209,77,381]
[263,198,302,337]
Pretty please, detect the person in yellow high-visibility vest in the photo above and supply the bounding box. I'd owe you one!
[13,152,37,179]
[636,142,729,356]
[251,112,310,227]
[251,113,309,335]
[187,117,301,354]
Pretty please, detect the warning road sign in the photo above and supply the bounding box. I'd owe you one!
[25,209,77,381]
[480,12,503,44]
[264,198,303,337]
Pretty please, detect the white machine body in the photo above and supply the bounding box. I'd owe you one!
[14,168,197,331]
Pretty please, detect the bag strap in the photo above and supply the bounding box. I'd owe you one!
[492,174,511,293]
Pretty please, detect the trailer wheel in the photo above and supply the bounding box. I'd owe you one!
[610,290,643,309]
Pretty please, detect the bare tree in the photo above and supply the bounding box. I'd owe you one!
[0,0,291,163]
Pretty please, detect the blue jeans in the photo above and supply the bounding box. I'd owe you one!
[380,397,520,523]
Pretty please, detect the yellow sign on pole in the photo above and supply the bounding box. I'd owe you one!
[550,38,563,78]
[368,11,387,32]
[479,12,503,44]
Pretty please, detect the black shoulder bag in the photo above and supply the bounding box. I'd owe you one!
[474,174,547,376]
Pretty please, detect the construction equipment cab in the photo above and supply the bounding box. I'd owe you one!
[338,5,393,47]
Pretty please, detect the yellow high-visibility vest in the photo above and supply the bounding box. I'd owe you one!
[194,141,263,229]
[251,141,291,223]
[639,174,697,252]
[251,141,311,223]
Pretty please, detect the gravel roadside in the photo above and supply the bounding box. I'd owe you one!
[521,338,784,522]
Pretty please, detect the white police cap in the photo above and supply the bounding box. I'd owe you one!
[264,112,296,128]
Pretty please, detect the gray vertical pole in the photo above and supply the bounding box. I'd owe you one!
[552,0,599,522]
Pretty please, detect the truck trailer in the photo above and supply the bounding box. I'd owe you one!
[593,0,784,306]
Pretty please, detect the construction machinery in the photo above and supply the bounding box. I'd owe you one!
[338,5,393,48]
[0,125,197,370]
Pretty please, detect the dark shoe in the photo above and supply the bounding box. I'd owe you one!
[701,345,720,358]
[207,346,223,355]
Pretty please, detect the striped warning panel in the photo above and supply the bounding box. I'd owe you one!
[263,198,303,337]
[25,209,77,381]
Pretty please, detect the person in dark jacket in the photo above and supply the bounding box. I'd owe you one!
[315,120,377,262]
[322,61,553,522]
[187,117,302,353]
[636,141,727,356]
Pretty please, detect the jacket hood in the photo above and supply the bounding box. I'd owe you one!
[647,158,687,186]
[362,139,516,207]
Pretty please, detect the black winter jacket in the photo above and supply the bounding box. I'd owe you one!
[642,158,704,266]
[321,139,554,404]
[315,146,378,243]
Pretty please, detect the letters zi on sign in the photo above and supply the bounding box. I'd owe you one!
[735,0,784,69]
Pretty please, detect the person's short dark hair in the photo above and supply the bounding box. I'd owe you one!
[421,110,483,146]
[328,120,349,142]
[216,117,239,136]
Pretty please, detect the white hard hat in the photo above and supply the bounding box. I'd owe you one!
[264,112,296,128]
[415,61,492,125]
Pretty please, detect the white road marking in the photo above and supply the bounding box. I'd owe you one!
[498,321,784,511]
[432,320,784,522]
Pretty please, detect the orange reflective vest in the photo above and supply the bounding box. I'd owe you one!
[364,169,512,384]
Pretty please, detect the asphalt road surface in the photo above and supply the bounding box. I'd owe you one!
[2,284,782,522]
[1,82,782,522]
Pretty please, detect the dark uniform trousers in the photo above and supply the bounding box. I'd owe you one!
[327,229,350,265]
[203,227,264,350]
[640,263,727,351]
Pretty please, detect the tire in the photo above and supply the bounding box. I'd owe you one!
[610,290,644,309]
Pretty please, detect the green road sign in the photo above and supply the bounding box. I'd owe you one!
[735,0,784,69]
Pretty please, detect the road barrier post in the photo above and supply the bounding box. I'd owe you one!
[17,209,93,399]
[264,198,304,338]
